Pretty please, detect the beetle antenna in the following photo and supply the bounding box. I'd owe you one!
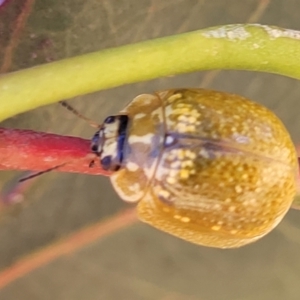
[19,163,66,182]
[60,101,101,129]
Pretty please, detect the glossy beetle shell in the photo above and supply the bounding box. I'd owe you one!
[94,89,298,248]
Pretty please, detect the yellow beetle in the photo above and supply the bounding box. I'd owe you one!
[91,88,297,248]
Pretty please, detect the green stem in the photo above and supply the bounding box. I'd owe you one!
[1,24,300,121]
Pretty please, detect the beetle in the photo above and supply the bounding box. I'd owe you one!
[89,88,297,248]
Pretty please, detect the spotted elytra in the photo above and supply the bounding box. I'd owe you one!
[90,88,298,249]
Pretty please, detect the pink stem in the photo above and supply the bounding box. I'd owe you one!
[0,128,110,176]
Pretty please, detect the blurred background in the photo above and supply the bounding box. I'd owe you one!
[1,0,300,299]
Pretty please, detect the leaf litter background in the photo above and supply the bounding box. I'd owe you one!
[1,0,300,299]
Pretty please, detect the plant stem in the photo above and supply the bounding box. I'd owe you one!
[0,128,110,176]
[1,24,300,121]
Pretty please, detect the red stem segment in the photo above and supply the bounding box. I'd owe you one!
[0,128,110,176]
